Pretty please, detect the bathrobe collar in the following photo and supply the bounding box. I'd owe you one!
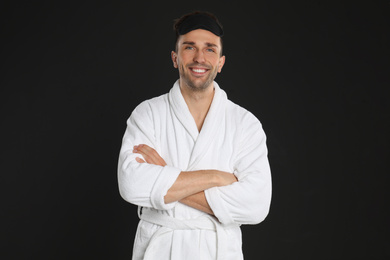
[168,80,228,170]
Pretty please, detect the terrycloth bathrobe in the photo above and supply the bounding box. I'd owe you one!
[118,80,272,260]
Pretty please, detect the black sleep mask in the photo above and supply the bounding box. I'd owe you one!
[177,13,224,37]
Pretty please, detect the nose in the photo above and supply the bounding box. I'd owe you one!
[193,49,206,63]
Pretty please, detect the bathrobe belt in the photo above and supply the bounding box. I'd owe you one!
[140,208,238,260]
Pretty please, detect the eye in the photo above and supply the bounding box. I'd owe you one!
[185,46,194,50]
[206,48,215,52]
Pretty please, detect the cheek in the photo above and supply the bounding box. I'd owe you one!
[205,54,220,64]
[178,50,192,60]
[179,63,187,74]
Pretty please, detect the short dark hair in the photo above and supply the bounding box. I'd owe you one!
[173,11,224,56]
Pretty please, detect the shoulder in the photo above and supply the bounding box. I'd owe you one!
[132,93,169,116]
[226,99,263,128]
[225,100,267,148]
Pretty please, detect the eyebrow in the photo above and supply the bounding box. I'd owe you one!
[182,41,219,48]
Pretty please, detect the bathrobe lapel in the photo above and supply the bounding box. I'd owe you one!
[168,81,199,142]
[168,80,227,171]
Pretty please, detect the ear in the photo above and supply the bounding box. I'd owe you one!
[217,55,226,73]
[171,51,178,68]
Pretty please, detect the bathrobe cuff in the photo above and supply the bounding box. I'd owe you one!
[150,165,182,210]
[205,187,234,224]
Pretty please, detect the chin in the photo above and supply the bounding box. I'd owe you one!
[188,80,212,91]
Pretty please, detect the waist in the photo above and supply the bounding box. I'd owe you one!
[140,207,239,260]
[140,207,238,231]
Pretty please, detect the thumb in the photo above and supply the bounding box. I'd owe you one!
[135,157,145,163]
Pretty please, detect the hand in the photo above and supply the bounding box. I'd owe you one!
[133,144,167,166]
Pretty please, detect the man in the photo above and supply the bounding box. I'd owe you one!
[118,11,272,260]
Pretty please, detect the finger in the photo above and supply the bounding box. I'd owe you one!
[135,157,145,163]
[137,144,167,166]
[133,145,153,161]
[143,145,167,166]
[133,145,140,153]
[136,148,158,165]
[137,145,160,165]
[145,146,167,166]
[135,145,153,161]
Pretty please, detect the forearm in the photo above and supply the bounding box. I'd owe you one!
[180,191,214,215]
[164,169,237,204]
[164,170,218,204]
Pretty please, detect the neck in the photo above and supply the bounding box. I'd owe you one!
[179,79,215,132]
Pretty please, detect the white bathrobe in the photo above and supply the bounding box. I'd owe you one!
[118,80,272,260]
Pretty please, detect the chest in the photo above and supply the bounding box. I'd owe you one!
[156,111,241,172]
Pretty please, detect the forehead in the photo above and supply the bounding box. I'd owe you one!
[178,29,222,47]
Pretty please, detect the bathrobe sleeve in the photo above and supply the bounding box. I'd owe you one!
[118,100,182,210]
[205,112,272,225]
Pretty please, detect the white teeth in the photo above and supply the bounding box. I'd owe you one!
[192,68,206,73]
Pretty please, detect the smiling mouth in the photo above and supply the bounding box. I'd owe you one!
[189,67,210,75]
[192,68,207,73]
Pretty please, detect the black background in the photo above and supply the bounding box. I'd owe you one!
[1,1,389,259]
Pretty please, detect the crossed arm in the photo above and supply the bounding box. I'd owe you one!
[133,144,237,215]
